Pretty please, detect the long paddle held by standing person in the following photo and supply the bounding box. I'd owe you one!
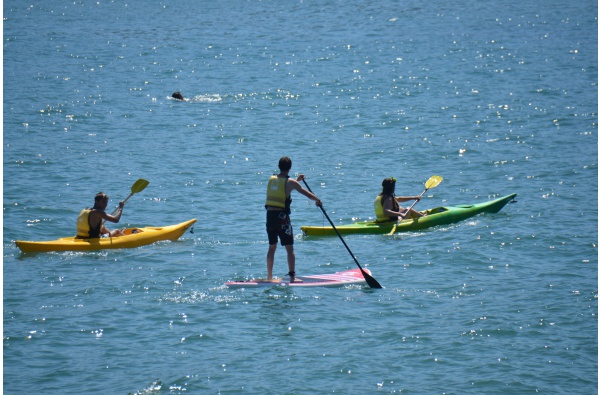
[302,179,382,289]
[388,175,443,236]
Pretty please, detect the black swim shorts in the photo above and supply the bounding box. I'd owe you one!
[266,210,294,246]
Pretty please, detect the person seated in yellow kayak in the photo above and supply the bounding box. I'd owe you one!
[374,177,426,222]
[76,192,126,238]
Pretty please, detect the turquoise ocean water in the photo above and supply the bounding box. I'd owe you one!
[3,1,598,393]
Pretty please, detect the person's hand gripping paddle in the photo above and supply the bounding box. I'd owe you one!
[387,175,443,236]
[103,179,150,228]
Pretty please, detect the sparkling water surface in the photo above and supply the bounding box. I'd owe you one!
[3,1,597,394]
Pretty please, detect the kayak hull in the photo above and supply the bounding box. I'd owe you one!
[225,268,370,288]
[15,218,197,253]
[301,194,516,236]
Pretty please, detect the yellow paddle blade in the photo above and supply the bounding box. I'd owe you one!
[107,179,150,216]
[387,223,398,236]
[425,175,443,189]
[131,179,150,194]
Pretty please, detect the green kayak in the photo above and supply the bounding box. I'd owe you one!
[301,193,517,236]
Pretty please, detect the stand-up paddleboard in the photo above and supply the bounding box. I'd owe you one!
[225,268,371,288]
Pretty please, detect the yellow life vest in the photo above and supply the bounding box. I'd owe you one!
[265,175,289,209]
[374,195,398,222]
[76,209,92,237]
[76,209,102,238]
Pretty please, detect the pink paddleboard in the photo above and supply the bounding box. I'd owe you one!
[225,268,371,288]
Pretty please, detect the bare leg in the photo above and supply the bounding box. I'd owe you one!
[409,208,425,218]
[266,244,277,280]
[284,244,296,281]
[401,207,425,219]
[106,228,125,237]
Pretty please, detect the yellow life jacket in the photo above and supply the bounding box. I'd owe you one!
[374,194,398,222]
[265,175,290,210]
[76,209,102,238]
[76,209,92,237]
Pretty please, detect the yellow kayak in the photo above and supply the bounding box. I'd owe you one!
[15,218,196,253]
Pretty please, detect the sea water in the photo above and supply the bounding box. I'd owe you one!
[3,0,597,394]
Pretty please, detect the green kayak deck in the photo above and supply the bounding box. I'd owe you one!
[301,193,516,236]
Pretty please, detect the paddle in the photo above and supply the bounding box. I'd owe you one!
[302,179,383,289]
[387,175,443,236]
[109,178,150,216]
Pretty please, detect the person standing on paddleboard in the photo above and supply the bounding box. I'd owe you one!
[265,157,322,282]
[76,192,126,238]
[374,177,425,222]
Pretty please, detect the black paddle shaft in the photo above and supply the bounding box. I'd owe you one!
[302,179,382,289]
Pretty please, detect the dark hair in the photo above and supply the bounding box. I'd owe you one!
[172,92,184,100]
[380,178,396,195]
[95,192,109,202]
[278,157,292,172]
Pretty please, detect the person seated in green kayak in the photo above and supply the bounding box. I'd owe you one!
[76,192,126,238]
[374,177,426,222]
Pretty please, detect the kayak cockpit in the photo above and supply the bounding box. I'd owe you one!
[67,228,145,242]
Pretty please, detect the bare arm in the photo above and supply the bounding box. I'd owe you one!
[383,198,407,218]
[288,176,322,206]
[388,196,425,219]
[99,201,125,223]
[395,196,421,203]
